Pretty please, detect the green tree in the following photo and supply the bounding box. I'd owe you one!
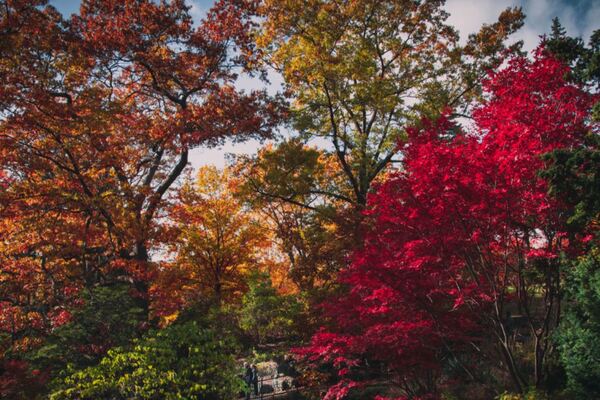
[541,93,599,398]
[239,271,303,344]
[236,140,352,290]
[541,133,600,234]
[259,0,524,207]
[49,320,243,400]
[545,17,600,88]
[27,283,145,381]
[557,249,600,399]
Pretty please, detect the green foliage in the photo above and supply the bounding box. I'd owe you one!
[239,271,303,344]
[540,68,600,397]
[236,140,352,290]
[49,320,243,400]
[28,283,145,375]
[497,388,548,400]
[556,249,600,399]
[238,139,340,205]
[545,18,600,87]
[541,133,600,232]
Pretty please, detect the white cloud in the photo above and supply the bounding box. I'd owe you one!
[190,139,267,170]
[445,0,518,44]
[445,0,598,51]
[582,2,600,42]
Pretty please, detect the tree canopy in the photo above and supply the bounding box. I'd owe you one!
[1,2,599,400]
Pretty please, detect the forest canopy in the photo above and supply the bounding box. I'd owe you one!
[0,1,598,399]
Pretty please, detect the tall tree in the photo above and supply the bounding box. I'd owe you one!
[0,0,279,394]
[544,17,599,88]
[540,43,600,397]
[259,0,524,207]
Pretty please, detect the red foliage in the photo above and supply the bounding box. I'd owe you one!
[298,49,595,398]
[0,359,48,399]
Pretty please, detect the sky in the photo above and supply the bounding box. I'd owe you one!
[49,0,599,170]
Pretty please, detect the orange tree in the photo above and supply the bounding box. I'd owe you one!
[154,166,270,319]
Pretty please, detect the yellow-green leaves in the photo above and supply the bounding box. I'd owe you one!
[49,321,242,400]
[259,0,524,206]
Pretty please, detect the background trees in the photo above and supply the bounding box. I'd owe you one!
[545,18,599,88]
[236,140,352,291]
[162,166,269,310]
[540,22,600,399]
[239,271,303,345]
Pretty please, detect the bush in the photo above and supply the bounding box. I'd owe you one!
[556,250,600,399]
[49,320,244,400]
[497,389,548,400]
[239,271,303,344]
[28,283,145,375]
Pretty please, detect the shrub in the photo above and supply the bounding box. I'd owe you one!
[49,320,243,400]
[556,250,600,399]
